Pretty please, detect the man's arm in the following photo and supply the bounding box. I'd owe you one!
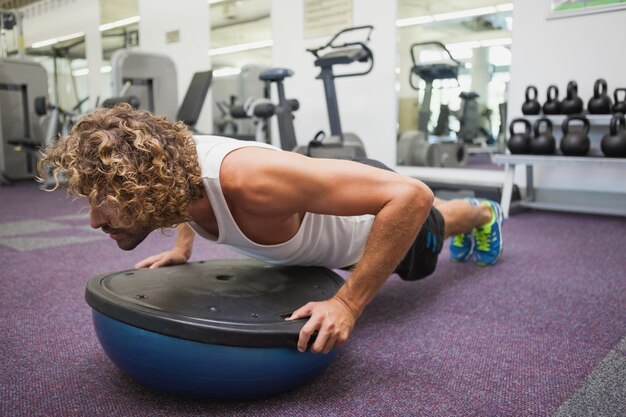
[135,223,195,268]
[290,167,433,353]
[222,148,434,353]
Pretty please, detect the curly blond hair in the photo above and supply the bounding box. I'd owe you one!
[38,103,205,229]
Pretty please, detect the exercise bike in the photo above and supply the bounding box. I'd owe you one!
[397,41,468,168]
[262,26,374,158]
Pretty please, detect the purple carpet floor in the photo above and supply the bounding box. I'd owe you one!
[1,181,625,417]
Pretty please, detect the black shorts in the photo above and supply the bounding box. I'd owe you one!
[347,157,445,281]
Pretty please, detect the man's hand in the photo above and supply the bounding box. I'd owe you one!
[287,296,359,354]
[135,247,189,269]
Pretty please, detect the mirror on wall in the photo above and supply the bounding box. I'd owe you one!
[209,0,272,142]
[21,0,139,111]
[396,0,513,170]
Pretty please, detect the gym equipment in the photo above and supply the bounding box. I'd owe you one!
[507,118,532,154]
[176,70,212,132]
[214,96,239,136]
[0,58,49,185]
[542,85,561,115]
[530,118,556,155]
[560,116,590,156]
[562,81,584,115]
[456,92,496,147]
[397,41,467,167]
[0,10,24,57]
[229,96,283,143]
[212,65,270,141]
[101,95,140,109]
[113,51,213,131]
[110,49,178,120]
[587,79,612,114]
[33,96,84,189]
[260,68,299,150]
[521,86,541,115]
[613,88,626,114]
[301,25,374,158]
[601,113,626,157]
[85,259,343,399]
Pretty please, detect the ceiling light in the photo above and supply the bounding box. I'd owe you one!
[433,7,497,22]
[99,16,140,32]
[396,3,513,28]
[209,39,273,56]
[447,41,481,50]
[479,37,512,47]
[496,3,514,12]
[71,65,113,77]
[396,15,434,28]
[31,31,84,49]
[213,67,242,77]
[72,68,89,77]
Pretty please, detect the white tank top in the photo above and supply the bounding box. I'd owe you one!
[188,135,374,268]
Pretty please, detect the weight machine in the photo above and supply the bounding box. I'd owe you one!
[397,41,468,168]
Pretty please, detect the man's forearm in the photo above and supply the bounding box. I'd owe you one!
[175,223,195,258]
[335,188,434,316]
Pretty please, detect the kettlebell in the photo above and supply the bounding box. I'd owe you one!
[561,81,584,115]
[601,113,626,157]
[542,85,561,115]
[521,86,541,115]
[587,78,612,114]
[560,116,591,156]
[507,118,532,154]
[613,88,626,114]
[531,118,556,155]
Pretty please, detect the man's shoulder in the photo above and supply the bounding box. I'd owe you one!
[194,136,280,177]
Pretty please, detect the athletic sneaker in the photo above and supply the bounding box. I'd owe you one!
[473,199,504,266]
[449,198,480,262]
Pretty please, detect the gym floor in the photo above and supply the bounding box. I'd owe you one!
[1,181,625,417]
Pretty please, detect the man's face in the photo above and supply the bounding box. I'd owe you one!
[90,203,153,250]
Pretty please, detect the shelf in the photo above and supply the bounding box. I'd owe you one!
[492,152,626,218]
[521,114,613,127]
[515,201,626,217]
[492,153,626,167]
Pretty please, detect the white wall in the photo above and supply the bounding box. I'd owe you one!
[137,0,212,132]
[270,0,398,167]
[509,3,626,193]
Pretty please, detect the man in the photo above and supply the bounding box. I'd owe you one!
[39,104,503,355]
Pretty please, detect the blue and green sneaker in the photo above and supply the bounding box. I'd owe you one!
[473,199,504,266]
[449,198,480,262]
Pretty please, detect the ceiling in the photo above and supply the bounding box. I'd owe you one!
[12,0,511,65]
[210,0,270,29]
[398,0,510,17]
[0,0,39,9]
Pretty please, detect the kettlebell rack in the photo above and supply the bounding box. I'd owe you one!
[492,114,626,218]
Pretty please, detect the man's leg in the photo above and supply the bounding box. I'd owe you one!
[434,197,504,266]
[433,197,491,239]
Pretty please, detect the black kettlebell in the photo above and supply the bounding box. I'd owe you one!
[542,85,561,115]
[561,81,584,115]
[531,118,556,155]
[507,118,532,154]
[601,113,626,157]
[521,86,541,115]
[613,88,626,114]
[560,116,591,156]
[587,79,612,114]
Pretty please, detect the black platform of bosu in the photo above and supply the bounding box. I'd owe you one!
[85,259,344,399]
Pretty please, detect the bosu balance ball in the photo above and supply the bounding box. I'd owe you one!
[85,258,344,399]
